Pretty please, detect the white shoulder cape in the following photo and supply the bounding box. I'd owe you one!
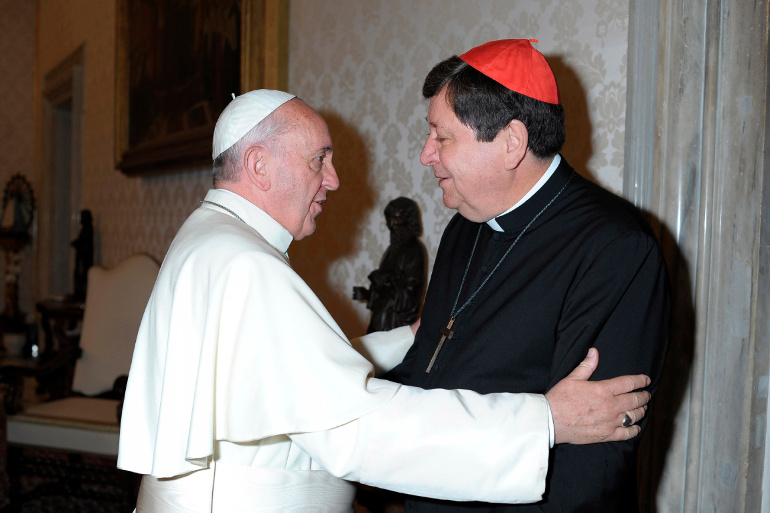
[118,190,400,478]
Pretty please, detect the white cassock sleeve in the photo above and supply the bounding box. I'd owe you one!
[350,325,414,376]
[290,381,550,504]
[351,327,555,452]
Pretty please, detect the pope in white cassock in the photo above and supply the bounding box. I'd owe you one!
[117,90,651,513]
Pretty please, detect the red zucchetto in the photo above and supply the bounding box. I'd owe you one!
[459,39,560,105]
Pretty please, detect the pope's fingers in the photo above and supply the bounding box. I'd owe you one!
[605,373,651,396]
[609,409,646,442]
[613,390,651,415]
[618,404,646,427]
[615,424,642,441]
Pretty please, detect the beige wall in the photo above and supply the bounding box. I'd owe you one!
[0,0,35,318]
[0,0,35,184]
[20,0,629,338]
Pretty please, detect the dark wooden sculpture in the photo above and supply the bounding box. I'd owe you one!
[71,209,94,301]
[353,197,426,334]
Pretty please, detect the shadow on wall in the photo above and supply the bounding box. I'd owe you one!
[289,110,374,337]
[637,215,695,513]
[547,55,596,184]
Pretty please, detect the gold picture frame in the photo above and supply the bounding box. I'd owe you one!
[115,0,288,176]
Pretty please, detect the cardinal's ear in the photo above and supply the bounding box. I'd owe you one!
[504,119,529,170]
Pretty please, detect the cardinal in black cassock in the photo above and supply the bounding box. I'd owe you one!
[386,39,670,513]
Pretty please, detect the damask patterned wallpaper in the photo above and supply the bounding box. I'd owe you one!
[0,0,34,183]
[25,0,628,338]
[0,0,35,318]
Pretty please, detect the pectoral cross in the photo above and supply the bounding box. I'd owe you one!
[426,318,455,373]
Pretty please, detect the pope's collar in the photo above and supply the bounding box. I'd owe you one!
[202,189,294,255]
[486,154,561,232]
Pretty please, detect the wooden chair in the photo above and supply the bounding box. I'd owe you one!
[3,253,159,510]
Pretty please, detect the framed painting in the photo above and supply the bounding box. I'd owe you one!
[115,0,288,176]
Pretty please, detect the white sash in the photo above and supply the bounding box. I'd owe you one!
[136,462,356,513]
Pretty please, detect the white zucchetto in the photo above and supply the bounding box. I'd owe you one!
[212,89,296,159]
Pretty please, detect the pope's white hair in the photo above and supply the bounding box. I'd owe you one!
[212,105,292,184]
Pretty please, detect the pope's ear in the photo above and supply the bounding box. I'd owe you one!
[504,120,528,169]
[244,145,271,191]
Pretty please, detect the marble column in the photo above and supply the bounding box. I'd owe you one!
[625,0,769,511]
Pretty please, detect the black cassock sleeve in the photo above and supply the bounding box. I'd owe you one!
[533,230,670,513]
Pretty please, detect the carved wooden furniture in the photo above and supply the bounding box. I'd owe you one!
[36,296,85,359]
[3,254,159,510]
[0,174,36,341]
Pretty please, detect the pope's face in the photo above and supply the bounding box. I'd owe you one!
[272,101,339,240]
[420,87,508,222]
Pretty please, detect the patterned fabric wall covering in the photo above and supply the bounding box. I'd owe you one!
[0,0,35,318]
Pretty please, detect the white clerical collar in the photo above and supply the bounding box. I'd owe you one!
[486,154,561,232]
[203,189,294,255]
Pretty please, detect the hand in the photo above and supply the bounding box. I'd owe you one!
[545,348,651,445]
[352,286,370,300]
